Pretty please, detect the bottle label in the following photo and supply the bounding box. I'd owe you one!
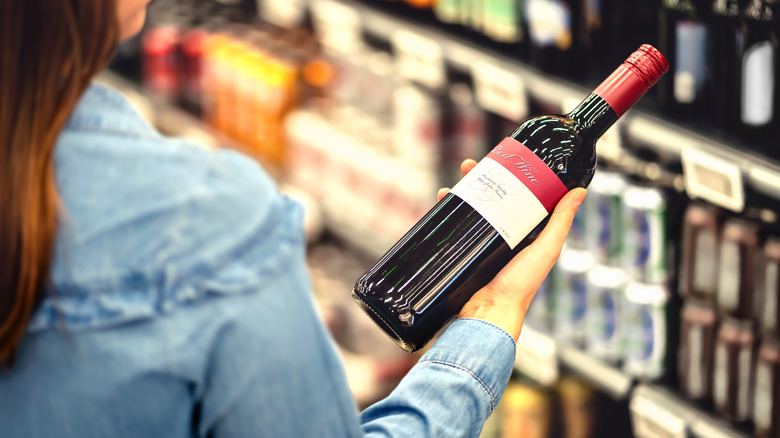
[525,0,572,50]
[717,240,740,313]
[741,40,776,126]
[713,342,728,410]
[687,325,705,398]
[754,362,773,430]
[693,229,717,298]
[674,21,708,104]
[764,260,778,333]
[450,137,568,249]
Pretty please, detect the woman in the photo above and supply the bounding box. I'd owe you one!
[0,1,587,437]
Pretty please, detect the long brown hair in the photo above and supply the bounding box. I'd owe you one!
[0,1,119,363]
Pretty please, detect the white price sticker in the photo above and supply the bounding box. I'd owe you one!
[562,96,623,162]
[392,30,446,90]
[472,61,529,121]
[515,326,558,385]
[311,0,362,55]
[260,0,306,28]
[682,148,745,212]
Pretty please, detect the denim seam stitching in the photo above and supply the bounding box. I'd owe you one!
[455,318,517,348]
[419,359,497,413]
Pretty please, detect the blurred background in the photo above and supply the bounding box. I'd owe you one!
[103,0,780,436]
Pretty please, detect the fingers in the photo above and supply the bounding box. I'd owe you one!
[460,159,478,176]
[531,188,588,259]
[437,187,450,201]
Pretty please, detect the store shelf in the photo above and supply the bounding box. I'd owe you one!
[631,385,752,438]
[306,0,780,209]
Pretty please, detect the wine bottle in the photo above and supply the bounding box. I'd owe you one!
[658,0,711,117]
[352,45,669,352]
[524,0,580,77]
[709,0,742,129]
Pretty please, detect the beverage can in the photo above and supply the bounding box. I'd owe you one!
[585,265,626,363]
[622,185,669,284]
[622,281,671,380]
[583,171,626,266]
[553,248,595,344]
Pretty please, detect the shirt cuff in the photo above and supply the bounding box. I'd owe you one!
[419,318,516,412]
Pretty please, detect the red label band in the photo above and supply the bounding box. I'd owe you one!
[487,137,568,212]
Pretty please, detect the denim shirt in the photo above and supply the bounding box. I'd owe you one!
[0,83,516,437]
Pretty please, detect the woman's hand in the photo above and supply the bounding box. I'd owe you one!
[438,159,587,341]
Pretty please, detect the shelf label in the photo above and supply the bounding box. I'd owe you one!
[562,97,623,162]
[260,0,306,28]
[472,61,529,121]
[311,0,362,55]
[682,148,744,212]
[392,29,445,90]
[515,326,558,385]
[630,393,688,438]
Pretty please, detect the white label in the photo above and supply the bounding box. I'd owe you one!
[260,0,306,28]
[311,0,362,55]
[682,147,745,212]
[525,0,572,49]
[688,326,705,398]
[693,230,717,298]
[392,30,445,90]
[764,261,778,333]
[742,41,775,126]
[472,61,529,121]
[737,346,752,419]
[717,241,741,313]
[754,362,773,430]
[713,343,728,411]
[450,158,549,249]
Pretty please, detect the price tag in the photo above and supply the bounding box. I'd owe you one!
[392,29,446,90]
[311,0,362,55]
[561,97,623,162]
[630,392,689,438]
[472,61,529,121]
[260,0,306,28]
[681,148,745,212]
[515,326,558,385]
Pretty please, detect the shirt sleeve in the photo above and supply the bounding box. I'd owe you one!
[360,318,516,438]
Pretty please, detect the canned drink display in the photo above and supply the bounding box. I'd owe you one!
[622,185,670,284]
[583,171,626,266]
[553,249,596,344]
[585,265,626,364]
[622,281,671,380]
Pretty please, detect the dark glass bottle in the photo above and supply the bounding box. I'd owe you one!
[658,0,712,118]
[710,0,743,129]
[524,0,582,78]
[738,0,779,148]
[352,45,669,352]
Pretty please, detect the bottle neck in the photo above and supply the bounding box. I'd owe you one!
[567,94,618,139]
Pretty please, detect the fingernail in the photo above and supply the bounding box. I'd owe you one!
[571,188,587,207]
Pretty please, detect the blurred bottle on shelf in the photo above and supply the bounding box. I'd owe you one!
[709,0,742,130]
[658,0,711,118]
[712,316,756,423]
[738,0,780,153]
[584,265,625,364]
[679,202,722,302]
[678,297,718,402]
[758,236,780,339]
[553,249,595,345]
[524,0,579,76]
[716,218,761,319]
[754,336,780,438]
[500,378,562,438]
[582,171,625,267]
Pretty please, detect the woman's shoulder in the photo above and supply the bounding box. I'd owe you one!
[35,83,305,333]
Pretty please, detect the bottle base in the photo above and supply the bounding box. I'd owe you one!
[352,289,419,353]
